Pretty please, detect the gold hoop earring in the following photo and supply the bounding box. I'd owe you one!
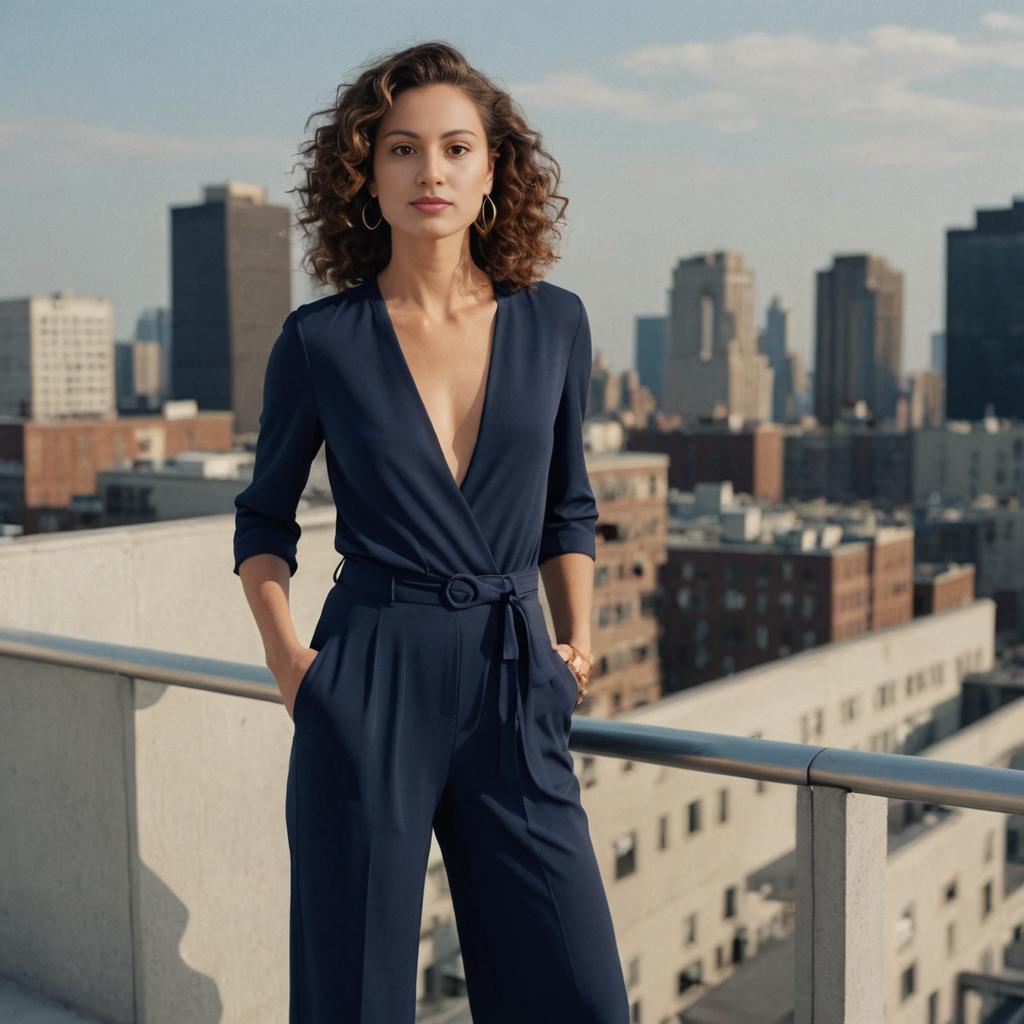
[361,198,383,231]
[475,193,497,234]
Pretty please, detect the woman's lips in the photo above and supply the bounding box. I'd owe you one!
[411,200,451,212]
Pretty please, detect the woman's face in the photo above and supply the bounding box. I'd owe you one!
[369,83,496,243]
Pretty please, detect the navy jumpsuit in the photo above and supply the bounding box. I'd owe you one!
[232,275,629,1023]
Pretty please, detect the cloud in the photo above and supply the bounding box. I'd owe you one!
[0,117,293,166]
[982,11,1024,34]
[512,13,1024,165]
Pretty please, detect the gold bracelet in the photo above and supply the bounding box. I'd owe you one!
[564,643,592,705]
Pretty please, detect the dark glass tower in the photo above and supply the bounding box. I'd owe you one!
[946,196,1024,422]
[170,182,292,434]
[814,254,903,426]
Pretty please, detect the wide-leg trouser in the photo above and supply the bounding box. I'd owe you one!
[284,556,630,1022]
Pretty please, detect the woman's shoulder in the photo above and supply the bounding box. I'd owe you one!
[292,279,372,322]
[510,278,586,334]
[283,280,377,352]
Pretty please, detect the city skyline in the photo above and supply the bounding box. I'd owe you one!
[3,2,1022,375]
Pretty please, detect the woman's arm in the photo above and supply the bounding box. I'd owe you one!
[233,311,323,580]
[539,295,599,675]
[238,555,317,716]
[540,552,593,652]
[233,312,325,711]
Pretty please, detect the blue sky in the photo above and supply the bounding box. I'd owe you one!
[3,1,1022,375]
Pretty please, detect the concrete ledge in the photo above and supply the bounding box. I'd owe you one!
[0,978,104,1023]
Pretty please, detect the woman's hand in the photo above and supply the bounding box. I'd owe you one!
[553,642,591,707]
[269,644,321,721]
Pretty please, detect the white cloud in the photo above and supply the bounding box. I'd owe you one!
[512,14,1024,165]
[982,11,1024,34]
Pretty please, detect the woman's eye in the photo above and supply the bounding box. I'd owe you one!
[391,144,470,156]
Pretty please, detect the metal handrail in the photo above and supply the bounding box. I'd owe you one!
[4,624,1023,816]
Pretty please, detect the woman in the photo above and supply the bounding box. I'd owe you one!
[233,41,629,1023]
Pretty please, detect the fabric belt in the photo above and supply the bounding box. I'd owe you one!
[334,555,550,792]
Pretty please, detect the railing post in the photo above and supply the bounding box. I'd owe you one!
[794,785,887,1023]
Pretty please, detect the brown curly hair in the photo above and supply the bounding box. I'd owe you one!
[287,41,570,295]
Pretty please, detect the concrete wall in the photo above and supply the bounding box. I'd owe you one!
[0,506,340,665]
[0,513,1013,1023]
[0,655,294,1022]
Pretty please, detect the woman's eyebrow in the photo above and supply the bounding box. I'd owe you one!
[381,129,479,140]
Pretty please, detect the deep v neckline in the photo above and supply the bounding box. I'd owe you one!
[370,274,506,499]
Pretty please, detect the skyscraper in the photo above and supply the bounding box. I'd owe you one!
[0,290,115,420]
[135,306,172,400]
[635,315,668,406]
[758,295,791,423]
[170,182,292,434]
[946,195,1024,421]
[930,330,945,374]
[814,254,903,426]
[663,252,773,423]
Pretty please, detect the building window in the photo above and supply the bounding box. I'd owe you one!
[614,833,636,879]
[625,955,640,987]
[678,959,703,994]
[900,962,916,1001]
[687,799,702,834]
[699,293,714,362]
[896,903,914,949]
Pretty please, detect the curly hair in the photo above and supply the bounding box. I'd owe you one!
[287,41,570,295]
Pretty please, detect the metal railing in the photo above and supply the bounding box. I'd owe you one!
[3,624,1023,1023]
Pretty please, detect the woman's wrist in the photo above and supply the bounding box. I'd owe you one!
[265,639,306,675]
[558,634,591,654]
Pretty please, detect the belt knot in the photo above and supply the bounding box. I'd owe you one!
[440,573,524,663]
[441,572,483,607]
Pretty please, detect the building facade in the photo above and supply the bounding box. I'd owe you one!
[663,252,774,423]
[814,254,904,426]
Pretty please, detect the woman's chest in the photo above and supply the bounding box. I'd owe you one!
[304,303,570,492]
[387,303,499,481]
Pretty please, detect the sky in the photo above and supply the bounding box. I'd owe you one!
[3,0,1023,375]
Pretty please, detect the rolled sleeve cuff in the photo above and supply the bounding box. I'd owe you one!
[232,527,299,577]
[539,520,597,564]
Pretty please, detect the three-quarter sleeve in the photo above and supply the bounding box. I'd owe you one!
[232,311,324,577]
[538,295,599,565]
